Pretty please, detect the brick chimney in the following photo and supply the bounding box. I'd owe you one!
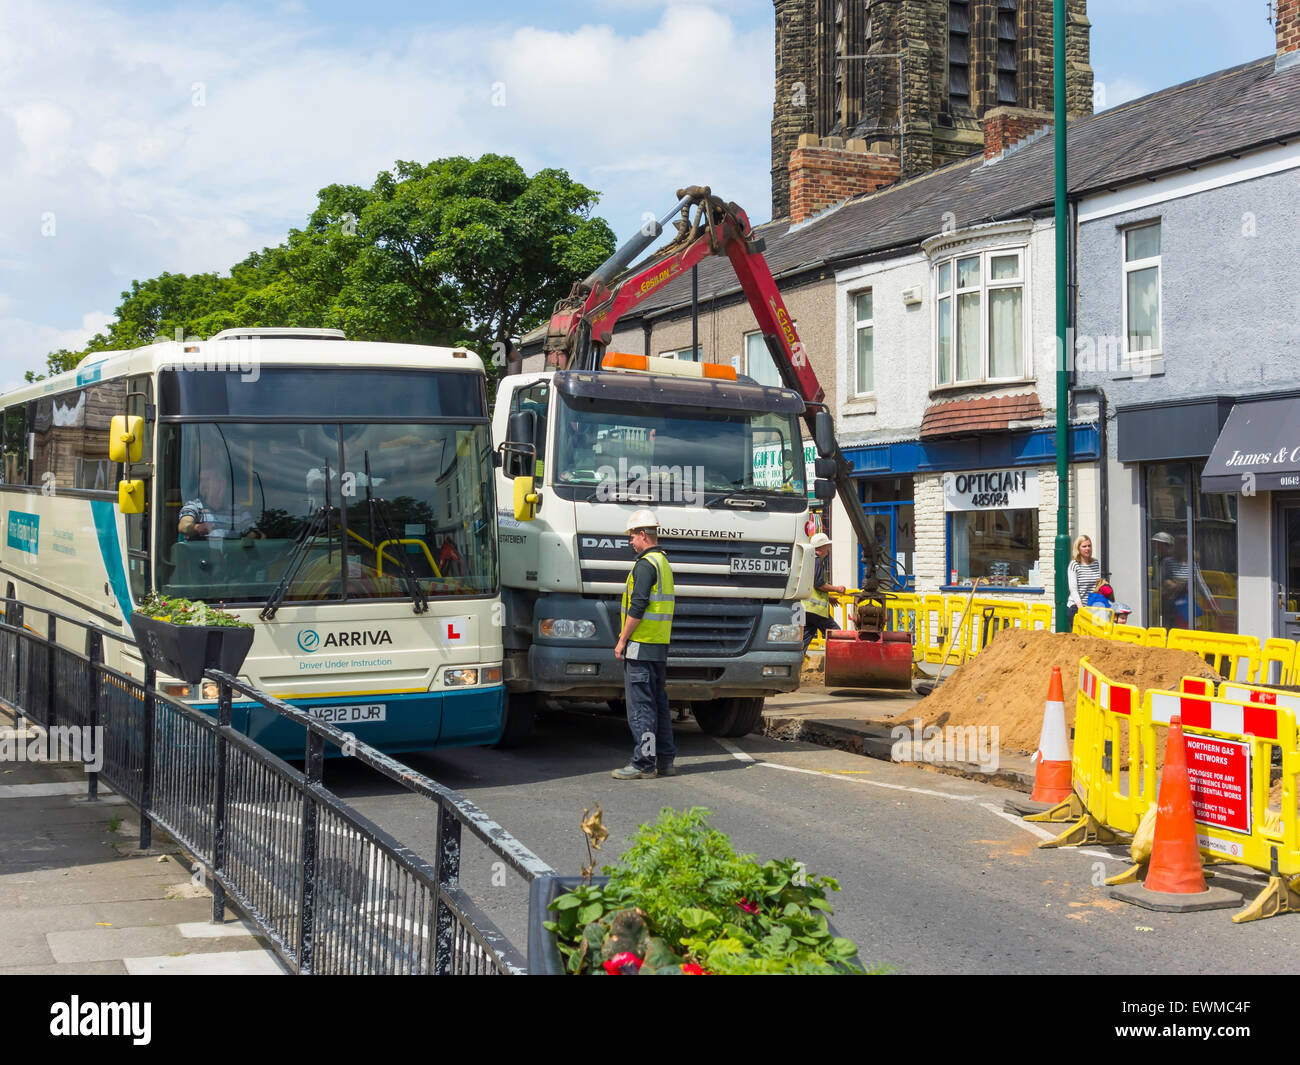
[982,107,1054,161]
[788,135,900,224]
[1278,0,1300,71]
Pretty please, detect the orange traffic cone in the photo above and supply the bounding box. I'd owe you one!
[1143,715,1209,894]
[1111,715,1239,912]
[1029,666,1072,804]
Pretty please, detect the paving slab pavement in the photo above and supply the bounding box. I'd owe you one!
[0,716,285,976]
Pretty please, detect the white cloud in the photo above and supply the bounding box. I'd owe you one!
[0,1,774,383]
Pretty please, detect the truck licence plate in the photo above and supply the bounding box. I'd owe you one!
[304,703,387,724]
[730,557,789,575]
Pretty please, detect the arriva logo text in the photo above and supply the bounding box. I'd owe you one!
[298,629,393,653]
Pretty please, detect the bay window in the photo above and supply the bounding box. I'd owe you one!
[934,248,1026,386]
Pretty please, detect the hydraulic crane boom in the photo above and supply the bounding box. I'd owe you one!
[542,186,902,599]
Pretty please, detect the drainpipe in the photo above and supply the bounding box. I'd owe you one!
[1071,387,1109,570]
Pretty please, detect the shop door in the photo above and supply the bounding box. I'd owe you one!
[1275,499,1300,640]
[860,503,915,590]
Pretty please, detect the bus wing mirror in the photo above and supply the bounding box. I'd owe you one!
[118,479,145,514]
[110,414,144,464]
[513,475,540,522]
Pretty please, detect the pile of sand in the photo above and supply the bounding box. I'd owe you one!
[892,630,1221,754]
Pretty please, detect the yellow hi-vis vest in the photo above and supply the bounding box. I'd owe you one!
[802,556,832,618]
[621,549,675,645]
[803,585,832,618]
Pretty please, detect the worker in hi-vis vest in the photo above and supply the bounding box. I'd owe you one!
[612,509,677,780]
[802,532,844,650]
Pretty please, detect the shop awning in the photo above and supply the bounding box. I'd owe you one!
[1202,397,1300,493]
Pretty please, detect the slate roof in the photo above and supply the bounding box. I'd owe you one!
[621,55,1300,322]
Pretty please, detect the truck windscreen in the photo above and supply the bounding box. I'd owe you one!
[554,392,805,504]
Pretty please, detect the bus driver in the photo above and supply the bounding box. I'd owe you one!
[178,468,261,541]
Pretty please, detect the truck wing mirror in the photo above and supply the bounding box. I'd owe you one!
[813,478,836,501]
[813,410,836,458]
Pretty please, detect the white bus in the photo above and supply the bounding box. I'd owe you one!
[0,328,504,756]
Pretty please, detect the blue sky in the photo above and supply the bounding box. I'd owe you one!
[0,0,1281,383]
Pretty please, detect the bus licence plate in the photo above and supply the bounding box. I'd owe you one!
[304,703,387,724]
[729,558,789,575]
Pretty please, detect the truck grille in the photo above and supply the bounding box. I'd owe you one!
[605,598,760,658]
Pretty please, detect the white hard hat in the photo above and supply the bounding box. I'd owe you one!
[810,532,832,549]
[626,508,659,533]
[1151,531,1174,545]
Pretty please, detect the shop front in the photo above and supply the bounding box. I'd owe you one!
[843,425,1099,600]
[1116,397,1243,635]
[1198,394,1300,640]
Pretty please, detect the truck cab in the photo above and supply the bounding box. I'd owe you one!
[494,357,814,737]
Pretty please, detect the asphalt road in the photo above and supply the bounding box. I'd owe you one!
[316,707,1295,975]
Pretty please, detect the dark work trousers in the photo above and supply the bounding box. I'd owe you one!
[624,658,675,772]
[803,611,834,651]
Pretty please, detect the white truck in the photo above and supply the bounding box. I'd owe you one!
[492,355,815,743]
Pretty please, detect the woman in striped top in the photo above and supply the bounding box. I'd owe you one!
[1067,534,1101,628]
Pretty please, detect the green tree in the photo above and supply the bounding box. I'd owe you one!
[34,154,616,385]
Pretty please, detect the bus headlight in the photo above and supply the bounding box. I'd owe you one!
[540,618,596,639]
[766,623,802,643]
[443,668,478,686]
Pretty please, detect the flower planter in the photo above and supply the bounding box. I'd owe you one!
[528,872,866,976]
[528,874,597,976]
[128,612,255,685]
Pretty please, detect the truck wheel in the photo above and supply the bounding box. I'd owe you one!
[692,697,765,737]
[492,691,536,748]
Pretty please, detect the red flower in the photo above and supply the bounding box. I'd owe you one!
[681,963,708,975]
[737,898,760,914]
[602,952,643,975]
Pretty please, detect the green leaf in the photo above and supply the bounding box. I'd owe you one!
[577,902,605,925]
[551,893,583,910]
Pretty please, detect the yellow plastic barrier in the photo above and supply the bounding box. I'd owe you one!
[1107,624,1148,646]
[1027,602,1054,631]
[1144,626,1167,648]
[1165,628,1262,683]
[1041,656,1300,922]
[1258,638,1298,688]
[1071,607,1113,638]
[920,593,951,665]
[1050,658,1147,841]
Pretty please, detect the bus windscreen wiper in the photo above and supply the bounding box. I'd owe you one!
[261,502,335,620]
[364,451,428,615]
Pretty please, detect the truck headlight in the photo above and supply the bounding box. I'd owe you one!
[766,623,802,643]
[540,618,596,639]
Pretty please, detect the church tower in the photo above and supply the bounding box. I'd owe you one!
[772,0,1094,219]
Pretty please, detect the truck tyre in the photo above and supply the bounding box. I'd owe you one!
[492,691,536,748]
[692,696,765,737]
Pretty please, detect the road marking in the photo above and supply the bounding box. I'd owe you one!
[124,950,285,976]
[718,739,977,801]
[979,802,1124,861]
[718,739,756,763]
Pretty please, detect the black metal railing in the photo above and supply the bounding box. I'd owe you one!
[0,591,554,974]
